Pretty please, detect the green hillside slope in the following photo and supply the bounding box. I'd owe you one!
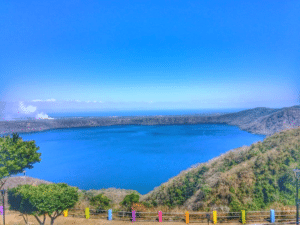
[140,127,300,212]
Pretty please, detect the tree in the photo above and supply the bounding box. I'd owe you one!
[7,184,39,224]
[0,133,41,189]
[8,183,79,225]
[90,193,111,210]
[120,193,140,211]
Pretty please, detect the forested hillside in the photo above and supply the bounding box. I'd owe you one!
[140,127,300,212]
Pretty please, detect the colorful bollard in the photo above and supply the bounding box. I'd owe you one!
[185,211,189,224]
[63,209,68,217]
[85,207,90,219]
[213,211,217,224]
[158,211,162,222]
[241,210,246,224]
[108,209,112,220]
[270,209,275,223]
[132,210,136,222]
[0,206,3,215]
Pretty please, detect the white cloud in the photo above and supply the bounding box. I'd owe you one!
[0,101,55,121]
[76,100,81,102]
[46,99,56,102]
[31,99,56,102]
[94,101,97,103]
[19,102,37,114]
[35,112,54,120]
[86,101,90,103]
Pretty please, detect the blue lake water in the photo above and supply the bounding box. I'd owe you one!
[14,123,266,195]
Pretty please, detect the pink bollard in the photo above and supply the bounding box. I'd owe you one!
[158,211,162,222]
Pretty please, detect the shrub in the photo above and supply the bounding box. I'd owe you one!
[90,193,111,210]
[120,193,140,211]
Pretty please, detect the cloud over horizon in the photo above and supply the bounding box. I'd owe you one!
[0,101,54,121]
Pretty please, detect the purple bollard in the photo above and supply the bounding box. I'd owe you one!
[0,206,3,215]
[132,210,136,222]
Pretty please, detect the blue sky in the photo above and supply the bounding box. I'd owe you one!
[0,0,299,118]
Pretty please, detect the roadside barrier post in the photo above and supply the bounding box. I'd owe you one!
[241,210,246,224]
[85,207,90,219]
[132,210,136,222]
[270,209,275,223]
[63,209,68,217]
[206,213,210,225]
[108,209,112,220]
[158,211,162,222]
[185,211,189,224]
[0,205,3,225]
[213,211,217,224]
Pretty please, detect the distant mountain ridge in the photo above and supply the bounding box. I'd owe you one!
[1,105,299,137]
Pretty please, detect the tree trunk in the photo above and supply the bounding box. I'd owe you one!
[22,214,29,225]
[50,217,55,225]
[34,214,46,225]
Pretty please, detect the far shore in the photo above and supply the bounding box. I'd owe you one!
[1,105,291,137]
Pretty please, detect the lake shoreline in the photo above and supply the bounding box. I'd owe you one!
[0,107,298,138]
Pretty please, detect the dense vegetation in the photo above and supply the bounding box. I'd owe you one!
[140,127,300,212]
[0,132,41,190]
[8,183,79,225]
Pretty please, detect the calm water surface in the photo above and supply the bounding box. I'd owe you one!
[16,124,265,195]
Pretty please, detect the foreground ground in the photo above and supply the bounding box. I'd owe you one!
[3,210,276,225]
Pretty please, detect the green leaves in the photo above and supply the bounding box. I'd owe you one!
[8,183,79,224]
[0,133,41,183]
[202,184,211,197]
[90,193,111,210]
[229,186,235,194]
[120,193,140,211]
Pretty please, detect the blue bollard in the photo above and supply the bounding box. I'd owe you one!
[108,209,112,220]
[270,209,275,223]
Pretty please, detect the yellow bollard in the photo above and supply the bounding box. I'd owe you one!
[241,210,246,224]
[213,211,217,224]
[63,209,68,217]
[85,207,90,219]
[185,211,189,224]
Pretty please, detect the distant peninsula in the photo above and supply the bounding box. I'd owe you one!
[0,105,299,137]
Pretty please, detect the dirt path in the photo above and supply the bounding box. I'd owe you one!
[3,211,274,225]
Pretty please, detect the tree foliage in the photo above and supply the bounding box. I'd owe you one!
[8,183,79,225]
[90,193,111,210]
[0,133,41,189]
[120,193,140,211]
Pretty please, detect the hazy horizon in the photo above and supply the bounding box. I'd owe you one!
[0,102,299,121]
